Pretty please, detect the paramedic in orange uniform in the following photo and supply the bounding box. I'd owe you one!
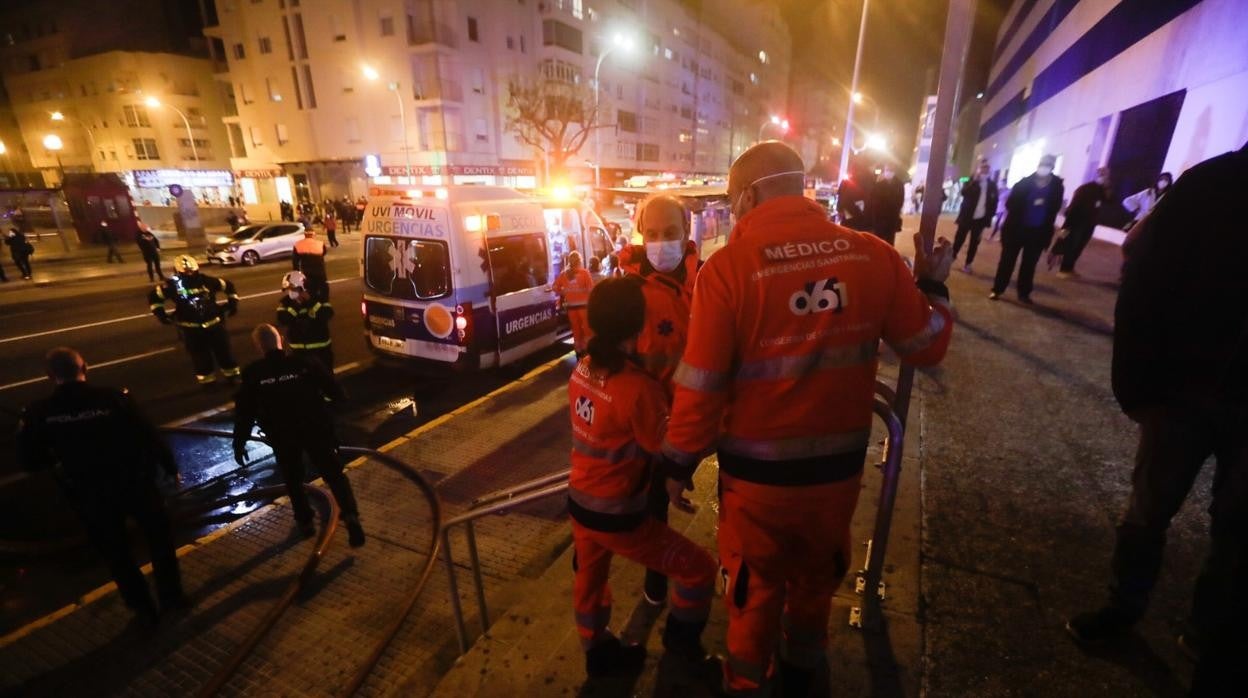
[619,194,700,607]
[568,278,718,679]
[661,142,955,695]
[553,250,595,356]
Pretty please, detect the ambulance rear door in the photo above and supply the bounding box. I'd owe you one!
[482,208,558,366]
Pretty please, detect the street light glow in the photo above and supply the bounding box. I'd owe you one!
[144,96,161,108]
[865,133,887,151]
[50,111,65,121]
[611,33,635,51]
[0,140,6,155]
[43,134,63,150]
[831,137,841,147]
[853,92,864,104]
[770,115,781,125]
[362,65,380,81]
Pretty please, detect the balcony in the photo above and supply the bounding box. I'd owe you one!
[408,19,457,49]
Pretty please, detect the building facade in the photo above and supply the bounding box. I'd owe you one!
[976,0,1248,203]
[203,0,790,219]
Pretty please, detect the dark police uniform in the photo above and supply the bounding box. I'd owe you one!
[233,350,360,530]
[16,382,185,617]
[149,271,241,384]
[275,295,334,371]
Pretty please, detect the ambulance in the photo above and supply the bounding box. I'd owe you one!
[360,186,564,370]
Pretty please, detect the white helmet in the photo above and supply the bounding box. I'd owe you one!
[173,254,199,273]
[282,271,307,291]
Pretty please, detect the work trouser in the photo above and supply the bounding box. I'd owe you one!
[572,517,716,650]
[143,254,164,281]
[718,472,862,695]
[12,254,32,278]
[72,481,184,614]
[293,346,334,373]
[567,307,591,355]
[953,218,990,265]
[643,466,672,595]
[1108,402,1248,643]
[183,324,239,383]
[271,431,360,525]
[106,243,124,263]
[992,226,1049,298]
[1058,224,1095,272]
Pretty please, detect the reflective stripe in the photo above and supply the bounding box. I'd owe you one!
[889,310,947,356]
[735,341,877,382]
[149,303,165,311]
[568,486,647,516]
[719,428,871,461]
[572,434,645,463]
[221,366,241,377]
[310,302,325,314]
[195,374,216,384]
[177,317,222,329]
[660,441,704,469]
[290,340,332,349]
[154,286,165,299]
[672,361,730,392]
[277,305,298,315]
[574,605,611,633]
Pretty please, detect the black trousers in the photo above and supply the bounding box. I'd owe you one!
[12,254,32,277]
[106,243,124,263]
[992,227,1049,298]
[293,346,334,372]
[871,227,898,247]
[326,229,339,247]
[183,324,238,379]
[271,432,360,524]
[1108,403,1248,642]
[305,275,330,302]
[143,254,164,281]
[1058,224,1095,272]
[73,482,183,614]
[953,218,990,265]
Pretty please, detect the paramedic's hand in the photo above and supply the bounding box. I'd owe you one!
[913,232,953,284]
[666,477,696,514]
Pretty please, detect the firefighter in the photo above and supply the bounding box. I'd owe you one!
[233,324,365,546]
[618,194,700,608]
[16,347,189,625]
[292,227,329,301]
[150,255,241,385]
[552,250,594,356]
[276,271,334,371]
[661,142,955,695]
[568,278,718,679]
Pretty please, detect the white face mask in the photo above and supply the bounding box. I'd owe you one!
[287,290,302,300]
[646,240,685,273]
[1036,166,1053,177]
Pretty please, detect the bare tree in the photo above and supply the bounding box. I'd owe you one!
[504,75,603,181]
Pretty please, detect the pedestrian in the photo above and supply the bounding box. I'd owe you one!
[1048,167,1110,277]
[661,141,955,695]
[952,159,1000,273]
[276,271,334,371]
[324,210,339,248]
[292,228,329,301]
[989,174,1010,240]
[6,227,33,279]
[836,163,872,232]
[1067,144,1248,692]
[149,255,241,385]
[279,200,294,222]
[233,324,366,546]
[989,154,1064,304]
[354,196,367,229]
[16,347,190,626]
[99,220,124,263]
[568,278,717,679]
[552,250,594,356]
[1121,172,1172,224]
[867,164,906,246]
[913,183,926,215]
[135,219,164,281]
[225,209,242,232]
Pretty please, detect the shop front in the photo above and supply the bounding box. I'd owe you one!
[372,162,537,190]
[126,169,234,206]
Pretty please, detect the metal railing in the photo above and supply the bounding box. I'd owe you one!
[440,380,905,655]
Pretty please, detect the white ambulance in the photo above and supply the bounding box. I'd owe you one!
[360,186,563,370]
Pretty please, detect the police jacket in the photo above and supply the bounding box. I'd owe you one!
[149,272,238,328]
[276,296,334,349]
[233,350,343,448]
[292,237,327,279]
[17,382,176,489]
[662,196,953,486]
[619,241,699,398]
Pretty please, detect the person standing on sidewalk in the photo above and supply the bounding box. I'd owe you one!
[6,227,33,279]
[661,142,955,695]
[989,174,1010,240]
[990,154,1064,304]
[1122,172,1172,224]
[1067,144,1248,691]
[552,251,595,357]
[99,220,124,263]
[135,219,164,282]
[835,162,872,232]
[292,228,329,301]
[17,347,190,626]
[567,279,717,679]
[233,324,366,546]
[867,164,906,246]
[952,159,999,272]
[276,271,334,371]
[149,255,241,385]
[1048,167,1109,278]
[324,210,340,248]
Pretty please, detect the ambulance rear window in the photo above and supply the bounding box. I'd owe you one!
[364,236,450,300]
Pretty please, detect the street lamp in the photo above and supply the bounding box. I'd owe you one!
[43,134,65,185]
[362,65,411,182]
[50,111,98,172]
[0,140,16,187]
[144,96,199,165]
[757,114,790,141]
[593,32,635,189]
[838,0,871,182]
[864,133,888,152]
[851,92,882,130]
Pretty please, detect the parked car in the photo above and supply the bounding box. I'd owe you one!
[205,222,305,266]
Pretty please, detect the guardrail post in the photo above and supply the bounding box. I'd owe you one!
[851,399,905,631]
[466,520,490,634]
[442,528,470,655]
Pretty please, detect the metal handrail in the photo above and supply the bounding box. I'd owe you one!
[849,398,905,631]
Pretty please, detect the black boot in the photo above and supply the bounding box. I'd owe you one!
[585,636,647,678]
[662,615,709,661]
[345,518,366,547]
[644,569,668,607]
[779,659,814,698]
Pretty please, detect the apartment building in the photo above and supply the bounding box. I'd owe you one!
[203,0,790,217]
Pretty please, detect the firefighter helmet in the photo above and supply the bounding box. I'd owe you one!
[282,271,307,291]
[173,254,200,273]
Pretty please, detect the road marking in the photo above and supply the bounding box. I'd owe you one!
[0,346,178,392]
[0,276,356,345]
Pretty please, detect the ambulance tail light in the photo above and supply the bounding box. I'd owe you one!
[455,303,473,344]
[361,300,368,328]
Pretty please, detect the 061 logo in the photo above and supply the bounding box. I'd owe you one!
[789,277,847,315]
[574,396,595,424]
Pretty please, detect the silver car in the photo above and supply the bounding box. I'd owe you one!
[205,222,305,266]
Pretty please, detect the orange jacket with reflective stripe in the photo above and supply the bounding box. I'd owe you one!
[568,358,668,530]
[619,242,698,398]
[553,267,594,308]
[663,196,952,485]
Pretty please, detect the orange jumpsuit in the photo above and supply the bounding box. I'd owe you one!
[568,358,717,650]
[553,267,594,354]
[662,196,953,693]
[619,242,699,398]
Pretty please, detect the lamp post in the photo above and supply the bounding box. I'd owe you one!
[852,92,881,130]
[363,66,412,182]
[758,114,790,141]
[50,111,98,172]
[594,33,634,189]
[838,0,870,182]
[43,134,65,186]
[144,96,199,165]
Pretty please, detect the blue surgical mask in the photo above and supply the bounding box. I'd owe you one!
[646,240,684,273]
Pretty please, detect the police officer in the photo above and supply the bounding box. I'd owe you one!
[149,255,241,385]
[17,347,188,625]
[276,271,334,371]
[292,227,329,301]
[233,324,365,546]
